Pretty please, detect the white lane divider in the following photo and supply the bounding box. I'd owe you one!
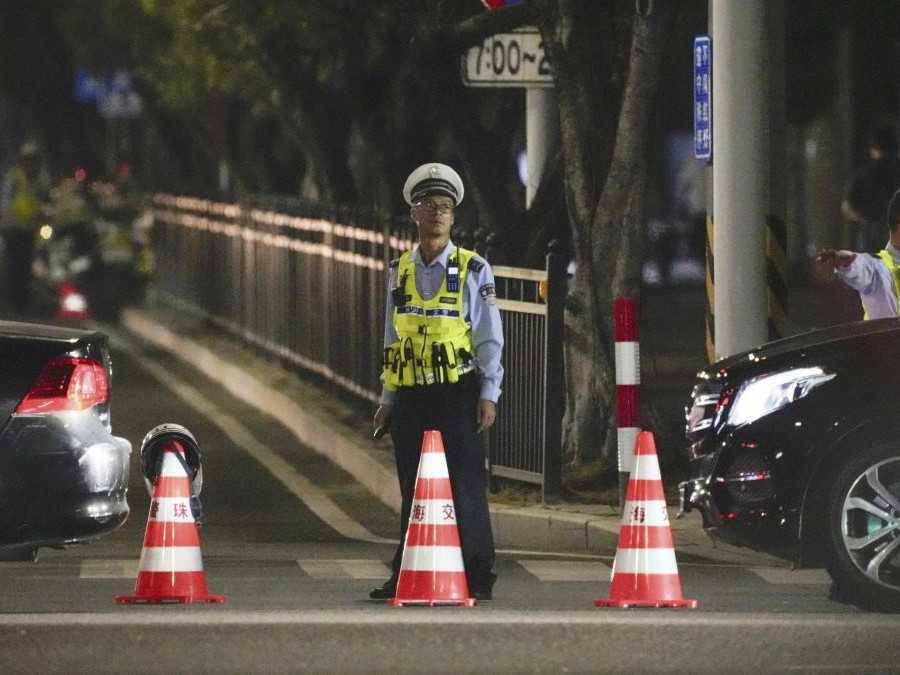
[71,558,830,584]
[110,330,395,546]
[81,558,609,582]
[748,567,831,585]
[79,560,139,579]
[519,560,611,582]
[298,559,392,580]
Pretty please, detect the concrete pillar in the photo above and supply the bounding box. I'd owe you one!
[712,0,768,358]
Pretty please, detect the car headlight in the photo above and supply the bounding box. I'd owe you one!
[727,367,835,426]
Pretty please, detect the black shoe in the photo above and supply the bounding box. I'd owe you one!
[470,572,496,601]
[471,586,492,601]
[368,579,397,600]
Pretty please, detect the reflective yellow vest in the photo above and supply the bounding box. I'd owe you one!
[383,246,477,389]
[863,250,900,319]
[8,168,40,228]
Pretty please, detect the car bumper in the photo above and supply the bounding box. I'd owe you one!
[0,414,132,548]
[681,443,796,549]
[29,437,132,543]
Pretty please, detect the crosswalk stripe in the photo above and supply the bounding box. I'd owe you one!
[519,560,611,582]
[72,558,829,586]
[79,560,139,579]
[338,560,394,580]
[298,559,392,580]
[748,567,831,585]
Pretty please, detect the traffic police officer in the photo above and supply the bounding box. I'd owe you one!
[818,188,900,319]
[370,163,504,601]
[0,139,48,314]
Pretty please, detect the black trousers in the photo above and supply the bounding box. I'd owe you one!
[389,373,495,586]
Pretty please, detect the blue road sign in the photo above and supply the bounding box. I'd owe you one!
[693,35,712,161]
[74,69,102,103]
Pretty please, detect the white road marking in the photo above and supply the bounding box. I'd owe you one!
[298,560,350,579]
[519,560,610,582]
[495,549,613,561]
[298,559,391,580]
[786,667,899,672]
[111,330,394,546]
[749,567,831,585]
[72,556,828,583]
[79,560,139,579]
[0,610,897,628]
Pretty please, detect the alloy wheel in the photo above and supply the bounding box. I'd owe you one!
[840,458,900,591]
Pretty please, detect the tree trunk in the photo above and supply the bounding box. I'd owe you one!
[551,1,676,467]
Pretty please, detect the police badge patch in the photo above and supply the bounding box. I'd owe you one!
[479,283,497,305]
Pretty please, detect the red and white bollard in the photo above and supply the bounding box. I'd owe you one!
[614,298,640,485]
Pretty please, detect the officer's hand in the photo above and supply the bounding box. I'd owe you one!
[815,248,855,269]
[814,248,855,284]
[373,404,392,439]
[476,399,497,433]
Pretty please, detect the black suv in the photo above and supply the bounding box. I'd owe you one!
[681,318,900,611]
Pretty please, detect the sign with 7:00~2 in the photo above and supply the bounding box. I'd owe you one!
[461,29,553,88]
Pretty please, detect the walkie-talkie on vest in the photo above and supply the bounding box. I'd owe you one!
[446,248,460,293]
[392,270,409,307]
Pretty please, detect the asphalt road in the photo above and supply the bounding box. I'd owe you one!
[0,332,898,674]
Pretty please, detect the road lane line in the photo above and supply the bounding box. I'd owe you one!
[297,560,351,579]
[336,559,393,579]
[111,330,395,546]
[786,667,898,672]
[119,311,401,512]
[519,560,610,582]
[0,610,896,628]
[749,568,831,585]
[297,559,392,580]
[79,560,139,579]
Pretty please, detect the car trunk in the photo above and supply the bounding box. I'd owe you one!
[0,321,110,431]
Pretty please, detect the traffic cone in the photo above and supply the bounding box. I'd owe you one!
[388,430,476,607]
[115,439,226,604]
[595,431,697,608]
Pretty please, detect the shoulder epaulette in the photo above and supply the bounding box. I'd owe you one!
[467,257,485,274]
[389,257,400,269]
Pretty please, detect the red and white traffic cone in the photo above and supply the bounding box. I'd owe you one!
[388,430,476,607]
[115,440,225,604]
[595,431,697,609]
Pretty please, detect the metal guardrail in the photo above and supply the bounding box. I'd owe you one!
[150,194,565,500]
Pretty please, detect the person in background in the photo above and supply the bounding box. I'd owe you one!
[842,127,900,253]
[369,162,504,601]
[819,188,900,319]
[0,139,50,315]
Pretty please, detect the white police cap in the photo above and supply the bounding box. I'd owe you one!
[402,163,464,207]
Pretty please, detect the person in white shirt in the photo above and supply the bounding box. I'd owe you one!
[818,188,900,319]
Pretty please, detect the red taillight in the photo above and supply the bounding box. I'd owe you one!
[15,357,109,414]
[57,281,90,320]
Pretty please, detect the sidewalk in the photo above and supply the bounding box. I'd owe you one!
[119,304,788,567]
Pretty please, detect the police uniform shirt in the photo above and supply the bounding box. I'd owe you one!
[380,240,504,405]
[834,241,900,319]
